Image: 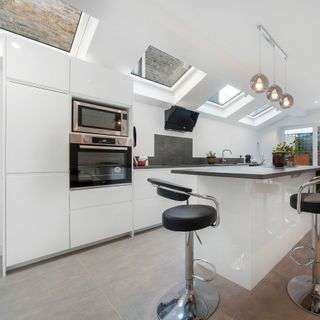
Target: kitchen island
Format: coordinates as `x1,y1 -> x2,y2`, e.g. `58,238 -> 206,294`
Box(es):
171,165 -> 320,290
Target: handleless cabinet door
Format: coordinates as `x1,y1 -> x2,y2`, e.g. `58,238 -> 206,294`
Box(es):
6,82 -> 69,173
70,58 -> 133,106
6,37 -> 69,91
6,173 -> 69,267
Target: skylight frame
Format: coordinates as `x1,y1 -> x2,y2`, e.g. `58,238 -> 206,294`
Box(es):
131,45 -> 192,88
0,0 -> 83,53
247,104 -> 274,119
208,84 -> 243,107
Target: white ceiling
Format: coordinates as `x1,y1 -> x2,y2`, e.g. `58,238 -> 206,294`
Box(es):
65,0 -> 320,128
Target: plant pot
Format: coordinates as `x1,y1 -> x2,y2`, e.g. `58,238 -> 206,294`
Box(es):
273,152 -> 286,168
294,154 -> 311,165
207,157 -> 216,164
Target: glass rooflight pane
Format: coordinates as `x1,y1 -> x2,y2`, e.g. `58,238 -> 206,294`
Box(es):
0,0 -> 81,52
131,45 -> 191,87
209,85 -> 242,105
248,104 -> 273,118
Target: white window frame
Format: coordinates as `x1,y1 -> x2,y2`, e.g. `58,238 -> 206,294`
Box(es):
279,124 -> 318,166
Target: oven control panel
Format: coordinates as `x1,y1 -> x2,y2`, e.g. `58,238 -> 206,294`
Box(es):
92,137 -> 116,145
70,133 -> 131,147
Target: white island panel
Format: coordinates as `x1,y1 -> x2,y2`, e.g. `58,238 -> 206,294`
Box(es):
194,173 -> 313,290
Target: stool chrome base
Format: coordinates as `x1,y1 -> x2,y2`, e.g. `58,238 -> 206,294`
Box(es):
157,279 -> 219,320
287,275 -> 320,316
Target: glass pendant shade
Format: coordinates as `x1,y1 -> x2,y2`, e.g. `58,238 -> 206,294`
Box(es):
279,93 -> 294,108
266,84 -> 283,102
250,73 -> 269,93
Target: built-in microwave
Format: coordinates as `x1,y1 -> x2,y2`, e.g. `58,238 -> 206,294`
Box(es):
70,133 -> 132,189
72,100 -> 129,137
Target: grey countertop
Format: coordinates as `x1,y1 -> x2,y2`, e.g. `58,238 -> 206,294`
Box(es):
171,165 -> 320,179
133,163 -> 250,170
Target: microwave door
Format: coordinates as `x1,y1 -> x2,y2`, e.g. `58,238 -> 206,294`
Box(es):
73,101 -> 126,136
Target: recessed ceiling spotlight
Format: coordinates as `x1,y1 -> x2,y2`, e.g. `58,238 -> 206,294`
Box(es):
315,100 -> 319,104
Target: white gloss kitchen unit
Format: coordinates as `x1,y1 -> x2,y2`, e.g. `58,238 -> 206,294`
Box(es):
172,166 -> 320,290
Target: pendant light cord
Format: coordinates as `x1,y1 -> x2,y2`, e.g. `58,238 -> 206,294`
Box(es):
284,57 -> 287,93
273,45 -> 276,84
258,27 -> 261,73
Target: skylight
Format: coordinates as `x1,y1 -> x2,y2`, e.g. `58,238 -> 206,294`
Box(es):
248,104 -> 273,118
132,45 -> 192,87
208,85 -> 242,106
0,0 -> 82,52
239,107 -> 282,127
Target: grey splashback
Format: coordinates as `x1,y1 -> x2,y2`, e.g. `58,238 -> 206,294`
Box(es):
147,134 -> 243,166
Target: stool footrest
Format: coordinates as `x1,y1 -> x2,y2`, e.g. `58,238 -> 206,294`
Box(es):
290,245 -> 314,267
193,258 -> 216,282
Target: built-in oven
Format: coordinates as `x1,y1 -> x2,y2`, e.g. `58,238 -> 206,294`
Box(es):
72,100 -> 129,137
70,133 -> 132,189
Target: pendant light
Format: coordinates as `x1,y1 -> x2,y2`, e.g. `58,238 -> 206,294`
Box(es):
266,45 -> 283,102
279,58 -> 294,108
250,26 -> 269,93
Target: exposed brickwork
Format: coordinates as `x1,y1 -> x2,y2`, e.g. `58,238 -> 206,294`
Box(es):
145,46 -> 191,87
0,0 -> 81,51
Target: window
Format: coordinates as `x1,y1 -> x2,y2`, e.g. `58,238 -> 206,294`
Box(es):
131,45 -> 191,87
248,104 -> 273,118
318,127 -> 320,166
0,0 -> 82,52
208,85 -> 242,106
284,127 -> 313,165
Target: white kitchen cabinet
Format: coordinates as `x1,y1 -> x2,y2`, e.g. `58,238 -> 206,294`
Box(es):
134,197 -> 176,230
6,82 -> 69,173
70,185 -> 132,210
6,173 -> 69,267
133,169 -> 172,200
6,37 -> 69,91
70,58 -> 133,106
133,168 -> 199,231
70,202 -> 132,248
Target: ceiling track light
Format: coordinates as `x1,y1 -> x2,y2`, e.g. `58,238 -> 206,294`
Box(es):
250,25 -> 294,108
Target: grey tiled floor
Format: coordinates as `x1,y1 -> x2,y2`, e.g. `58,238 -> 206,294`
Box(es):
0,228 -> 316,320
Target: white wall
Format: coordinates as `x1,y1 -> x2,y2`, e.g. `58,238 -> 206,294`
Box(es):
258,110 -> 320,166
0,47 -> 3,256
133,101 -> 259,160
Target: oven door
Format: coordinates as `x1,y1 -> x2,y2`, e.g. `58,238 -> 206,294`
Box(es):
70,144 -> 132,189
73,101 -> 127,136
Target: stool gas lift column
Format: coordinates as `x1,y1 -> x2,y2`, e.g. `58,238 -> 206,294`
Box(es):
288,176 -> 320,315
148,178 -> 220,320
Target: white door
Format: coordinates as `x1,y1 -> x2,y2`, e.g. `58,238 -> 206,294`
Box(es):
6,173 -> 69,266
6,37 -> 70,91
6,82 -> 69,173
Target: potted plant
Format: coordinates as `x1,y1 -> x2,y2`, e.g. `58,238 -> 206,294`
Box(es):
272,142 -> 288,168
272,142 -> 296,168
206,151 -> 216,164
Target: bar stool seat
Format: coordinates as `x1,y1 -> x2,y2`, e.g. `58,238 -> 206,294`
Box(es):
290,193 -> 320,213
163,205 -> 216,232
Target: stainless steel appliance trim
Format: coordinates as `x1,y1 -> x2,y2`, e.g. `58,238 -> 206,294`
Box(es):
73,100 -> 127,114
79,145 -> 128,151
69,133 -> 131,147
70,183 -> 132,191
72,100 -> 128,136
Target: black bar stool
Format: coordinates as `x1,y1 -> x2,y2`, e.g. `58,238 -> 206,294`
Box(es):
288,176 -> 320,315
148,178 -> 220,320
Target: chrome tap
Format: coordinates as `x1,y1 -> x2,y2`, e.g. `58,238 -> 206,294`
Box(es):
222,149 -> 232,164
